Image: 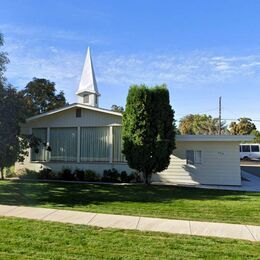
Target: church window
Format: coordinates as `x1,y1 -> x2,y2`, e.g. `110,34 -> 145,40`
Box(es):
76,108 -> 81,118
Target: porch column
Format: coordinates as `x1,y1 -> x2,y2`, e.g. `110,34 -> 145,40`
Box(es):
77,126 -> 80,163
47,127 -> 50,161
109,126 -> 113,164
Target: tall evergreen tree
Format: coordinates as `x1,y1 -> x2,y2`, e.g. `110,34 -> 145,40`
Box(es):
122,84 -> 175,184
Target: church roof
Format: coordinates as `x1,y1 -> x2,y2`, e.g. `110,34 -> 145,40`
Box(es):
26,103 -> 122,122
76,47 -> 100,97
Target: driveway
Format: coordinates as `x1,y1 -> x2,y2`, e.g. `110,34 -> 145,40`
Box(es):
241,160 -> 260,178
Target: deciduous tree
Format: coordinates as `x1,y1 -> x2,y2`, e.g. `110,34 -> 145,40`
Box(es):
111,104 -> 124,113
21,78 -> 68,117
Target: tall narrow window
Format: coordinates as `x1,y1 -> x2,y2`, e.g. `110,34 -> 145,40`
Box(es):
113,126 -> 126,162
50,128 -> 77,161
80,127 -> 110,162
31,128 -> 48,161
194,150 -> 202,164
186,150 -> 194,165
76,108 -> 81,118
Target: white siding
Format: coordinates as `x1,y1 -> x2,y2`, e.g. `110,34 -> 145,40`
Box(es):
21,107 -> 122,133
153,141 -> 241,186
16,107 -> 128,175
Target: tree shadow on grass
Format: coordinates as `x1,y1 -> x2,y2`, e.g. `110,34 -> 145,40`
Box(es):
0,180 -> 258,209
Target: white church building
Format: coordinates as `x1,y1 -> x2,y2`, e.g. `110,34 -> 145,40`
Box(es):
16,48 -> 253,186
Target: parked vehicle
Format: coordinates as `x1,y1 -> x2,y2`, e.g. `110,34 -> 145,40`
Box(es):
240,144 -> 260,160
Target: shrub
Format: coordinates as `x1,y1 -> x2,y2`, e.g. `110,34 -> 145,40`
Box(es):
60,168 -> 74,181
120,171 -> 128,182
102,168 -> 120,182
19,169 -> 39,179
84,170 -> 99,182
3,166 -> 16,178
38,168 -> 53,179
74,169 -> 85,181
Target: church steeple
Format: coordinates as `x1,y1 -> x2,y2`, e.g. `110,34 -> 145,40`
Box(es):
76,47 -> 100,107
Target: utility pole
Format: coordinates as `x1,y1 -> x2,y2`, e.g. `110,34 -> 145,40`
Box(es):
219,96 -> 222,135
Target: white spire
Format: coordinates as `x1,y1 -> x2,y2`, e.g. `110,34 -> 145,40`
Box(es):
76,47 -> 100,107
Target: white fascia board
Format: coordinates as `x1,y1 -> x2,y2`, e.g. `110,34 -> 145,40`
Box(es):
176,135 -> 255,142
26,103 -> 122,122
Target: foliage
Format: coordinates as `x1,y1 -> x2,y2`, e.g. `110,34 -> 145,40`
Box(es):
3,166 -> 16,178
251,129 -> 260,143
38,168 -> 54,179
229,117 -> 256,135
111,104 -> 124,113
19,169 -> 39,179
21,77 -> 68,117
122,84 -> 175,184
59,168 -> 74,181
179,114 -> 228,135
74,169 -> 85,181
84,169 -> 100,182
0,34 -> 31,179
102,168 -> 121,182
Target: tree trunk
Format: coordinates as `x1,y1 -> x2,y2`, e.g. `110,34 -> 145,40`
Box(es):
0,167 -> 3,180
143,171 -> 151,185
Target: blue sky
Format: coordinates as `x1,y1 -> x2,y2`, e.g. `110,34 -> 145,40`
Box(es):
1,0 -> 260,128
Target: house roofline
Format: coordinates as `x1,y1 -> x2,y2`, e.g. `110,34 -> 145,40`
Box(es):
176,135 -> 255,142
26,103 -> 122,122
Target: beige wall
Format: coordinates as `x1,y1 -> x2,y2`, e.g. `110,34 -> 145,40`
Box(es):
21,107 -> 122,134
17,108 -> 241,185
16,107 -> 128,175
153,141 -> 241,186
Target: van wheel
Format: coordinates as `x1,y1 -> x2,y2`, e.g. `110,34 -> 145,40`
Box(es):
243,156 -> 250,161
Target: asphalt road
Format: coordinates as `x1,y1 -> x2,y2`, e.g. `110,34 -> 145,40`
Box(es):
241,160 -> 260,177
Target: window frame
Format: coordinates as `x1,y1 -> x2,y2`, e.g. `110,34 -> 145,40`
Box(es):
242,145 -> 250,153
251,145 -> 260,152
31,128 -> 48,162
186,149 -> 202,165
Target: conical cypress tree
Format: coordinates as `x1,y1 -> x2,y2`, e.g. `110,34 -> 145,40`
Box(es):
122,84 -> 175,184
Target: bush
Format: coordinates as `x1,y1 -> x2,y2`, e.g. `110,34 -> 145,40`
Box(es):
120,171 -> 128,182
38,168 -> 53,179
59,168 -> 75,181
74,169 -> 85,181
84,170 -> 99,182
133,171 -> 142,183
102,168 -> 121,182
4,166 -> 16,178
19,169 -> 39,179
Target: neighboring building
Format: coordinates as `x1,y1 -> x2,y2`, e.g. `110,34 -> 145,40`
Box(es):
15,48 -> 254,186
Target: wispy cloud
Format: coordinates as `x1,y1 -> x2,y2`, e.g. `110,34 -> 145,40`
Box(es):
95,52 -> 260,88
2,25 -> 260,103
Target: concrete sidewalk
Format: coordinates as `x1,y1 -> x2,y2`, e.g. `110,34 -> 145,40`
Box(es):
0,204 -> 259,242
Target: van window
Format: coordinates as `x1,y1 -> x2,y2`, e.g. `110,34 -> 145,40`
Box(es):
251,145 -> 260,152
242,145 -> 250,152
240,146 -> 242,152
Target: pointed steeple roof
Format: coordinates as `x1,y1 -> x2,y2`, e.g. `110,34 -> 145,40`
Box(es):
76,47 -> 100,96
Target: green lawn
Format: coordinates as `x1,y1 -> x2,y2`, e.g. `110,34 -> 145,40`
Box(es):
0,180 -> 260,225
0,217 -> 259,259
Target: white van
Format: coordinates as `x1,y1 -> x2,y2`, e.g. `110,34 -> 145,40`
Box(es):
240,144 -> 260,160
